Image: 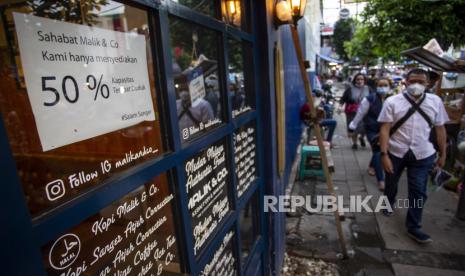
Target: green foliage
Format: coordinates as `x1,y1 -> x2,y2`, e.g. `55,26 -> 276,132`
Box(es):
332,18 -> 354,61
176,0 -> 216,16
28,0 -> 109,25
344,22 -> 378,65
227,37 -> 244,74
169,17 -> 219,71
360,0 -> 465,60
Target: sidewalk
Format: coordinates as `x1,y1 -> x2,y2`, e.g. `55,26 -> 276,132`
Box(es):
285,109 -> 465,275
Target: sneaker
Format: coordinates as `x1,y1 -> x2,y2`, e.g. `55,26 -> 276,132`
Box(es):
407,229 -> 433,244
359,137 -> 366,147
367,167 -> 376,176
352,144 -> 358,150
382,209 -> 393,217
378,181 -> 385,191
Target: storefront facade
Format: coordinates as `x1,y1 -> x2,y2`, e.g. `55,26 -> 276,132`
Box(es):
0,0 -> 307,275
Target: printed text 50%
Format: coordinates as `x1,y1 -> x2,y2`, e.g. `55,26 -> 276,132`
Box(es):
41,75 -> 110,106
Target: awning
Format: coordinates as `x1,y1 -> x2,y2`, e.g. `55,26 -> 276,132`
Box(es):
317,54 -> 343,64
401,47 -> 465,73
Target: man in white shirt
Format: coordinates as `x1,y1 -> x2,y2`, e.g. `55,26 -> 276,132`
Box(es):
378,68 -> 448,244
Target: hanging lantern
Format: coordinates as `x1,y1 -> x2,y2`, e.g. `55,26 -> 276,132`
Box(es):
276,1 -> 292,22
290,0 -> 307,19
223,0 -> 241,27
275,0 -> 307,26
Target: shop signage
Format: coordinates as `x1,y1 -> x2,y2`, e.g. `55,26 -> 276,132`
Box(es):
339,8 -> 350,19
200,230 -> 236,275
42,179 -> 180,275
185,141 -> 231,255
233,125 -> 257,197
13,13 -> 155,151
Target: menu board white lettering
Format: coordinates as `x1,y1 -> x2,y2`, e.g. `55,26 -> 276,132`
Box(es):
234,125 -> 257,197
13,13 -> 155,151
42,178 -> 181,275
200,231 -> 237,276
185,141 -> 231,255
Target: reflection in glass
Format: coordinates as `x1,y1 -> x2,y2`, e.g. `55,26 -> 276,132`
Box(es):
170,17 -> 223,144
174,0 -> 216,17
0,1 -> 163,216
239,192 -> 258,263
222,0 -> 242,28
228,37 -> 253,117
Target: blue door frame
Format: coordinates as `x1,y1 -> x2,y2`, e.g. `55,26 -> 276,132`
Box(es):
0,0 -> 278,275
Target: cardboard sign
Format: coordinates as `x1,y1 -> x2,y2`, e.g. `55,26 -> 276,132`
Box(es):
188,67 -> 206,107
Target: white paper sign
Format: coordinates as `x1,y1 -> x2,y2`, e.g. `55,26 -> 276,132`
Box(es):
188,67 -> 206,107
13,13 -> 156,151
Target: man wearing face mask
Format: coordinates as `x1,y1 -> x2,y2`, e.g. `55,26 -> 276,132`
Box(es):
378,68 -> 448,244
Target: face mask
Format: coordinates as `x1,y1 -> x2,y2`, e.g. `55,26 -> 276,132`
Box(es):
376,87 -> 389,94
407,83 -> 425,96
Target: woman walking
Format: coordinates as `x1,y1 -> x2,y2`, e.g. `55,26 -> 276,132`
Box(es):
339,73 -> 371,149
348,78 -> 391,191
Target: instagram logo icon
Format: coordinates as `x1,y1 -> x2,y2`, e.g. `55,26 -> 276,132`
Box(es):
182,128 -> 189,140
45,179 -> 66,201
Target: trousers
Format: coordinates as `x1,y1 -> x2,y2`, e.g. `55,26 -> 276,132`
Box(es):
384,150 -> 435,230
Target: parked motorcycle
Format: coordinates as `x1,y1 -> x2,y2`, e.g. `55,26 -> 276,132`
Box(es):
313,87 -> 335,119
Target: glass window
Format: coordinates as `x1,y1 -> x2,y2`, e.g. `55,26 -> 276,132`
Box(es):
0,1 -> 164,217
184,139 -> 232,256
239,191 -> 259,263
41,173 -> 182,275
199,230 -> 237,275
173,0 -> 217,17
228,37 -> 254,117
170,17 -> 223,144
233,122 -> 258,197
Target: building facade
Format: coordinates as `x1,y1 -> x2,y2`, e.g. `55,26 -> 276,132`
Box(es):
0,0 -> 308,275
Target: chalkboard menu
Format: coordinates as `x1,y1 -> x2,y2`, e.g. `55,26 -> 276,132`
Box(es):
185,140 -> 231,256
200,230 -> 237,276
42,174 -> 181,276
233,124 -> 258,198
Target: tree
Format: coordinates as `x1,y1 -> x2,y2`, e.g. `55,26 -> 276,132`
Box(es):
28,0 -> 109,25
332,18 -> 354,61
344,22 -> 379,65
360,0 -> 465,60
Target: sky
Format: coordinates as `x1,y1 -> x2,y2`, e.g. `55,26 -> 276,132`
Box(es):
321,0 -> 367,26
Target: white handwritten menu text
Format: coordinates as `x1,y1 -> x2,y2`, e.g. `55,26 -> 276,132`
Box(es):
42,174 -> 181,276
185,140 -> 231,256
200,231 -> 237,276
233,124 -> 258,198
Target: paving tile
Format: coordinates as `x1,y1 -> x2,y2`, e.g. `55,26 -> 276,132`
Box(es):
392,264 -> 465,276
286,111 -> 465,274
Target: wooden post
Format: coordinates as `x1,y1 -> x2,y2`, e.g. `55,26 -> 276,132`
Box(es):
290,24 -> 348,258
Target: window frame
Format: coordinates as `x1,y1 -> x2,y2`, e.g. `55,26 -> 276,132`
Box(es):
0,0 -> 267,275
